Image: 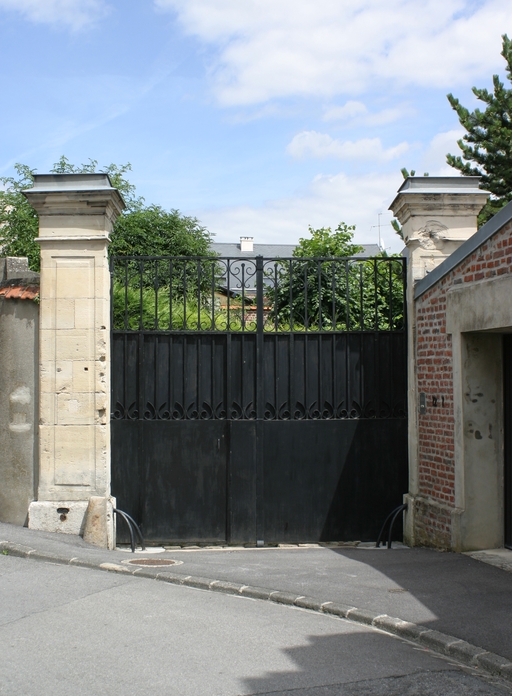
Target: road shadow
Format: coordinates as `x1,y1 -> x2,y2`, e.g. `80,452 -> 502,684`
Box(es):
240,630 -> 508,695
328,545 -> 512,659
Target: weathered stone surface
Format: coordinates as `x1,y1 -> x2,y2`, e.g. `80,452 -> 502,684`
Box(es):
419,629 -> 461,652
269,591 -> 300,606
240,585 -> 273,600
154,572 -> 186,584
346,607 -> 379,625
0,294 -> 38,526
210,580 -> 245,595
447,640 -> 488,665
393,621 -> 429,642
28,500 -> 89,535
83,496 -> 115,550
0,541 -> 35,557
476,651 -> 512,675
98,562 -> 133,574
321,602 -> 355,618
0,257 -> 39,282
372,615 -> 403,632
294,596 -> 323,611
181,575 -> 214,590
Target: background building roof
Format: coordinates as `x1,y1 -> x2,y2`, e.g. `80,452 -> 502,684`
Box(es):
210,241 -> 382,258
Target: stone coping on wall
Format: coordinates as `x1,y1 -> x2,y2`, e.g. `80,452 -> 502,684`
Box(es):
414,199 -> 512,300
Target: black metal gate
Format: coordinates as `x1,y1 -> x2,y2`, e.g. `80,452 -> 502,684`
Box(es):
111,254 -> 408,544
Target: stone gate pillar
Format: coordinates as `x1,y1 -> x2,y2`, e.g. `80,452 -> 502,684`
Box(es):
23,174 -> 124,548
389,177 -> 488,547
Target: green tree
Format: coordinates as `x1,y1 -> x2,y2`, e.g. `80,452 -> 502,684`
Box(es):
0,164 -> 40,269
447,34 -> 512,225
267,223 -> 404,331
290,222 -> 363,258
50,155 -> 146,212
0,157 -> 212,270
110,206 -> 211,258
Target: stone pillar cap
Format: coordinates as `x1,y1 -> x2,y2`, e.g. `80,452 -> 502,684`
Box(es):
22,173 -> 126,222
27,173 -> 118,192
389,176 -> 489,215
394,175 -> 483,196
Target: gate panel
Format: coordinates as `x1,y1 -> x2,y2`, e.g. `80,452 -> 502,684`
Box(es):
262,419 -> 408,543
229,421 -> 257,543
141,421 -> 228,543
111,255 -> 407,544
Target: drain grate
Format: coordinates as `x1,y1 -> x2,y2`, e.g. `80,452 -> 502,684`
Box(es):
127,558 -> 180,567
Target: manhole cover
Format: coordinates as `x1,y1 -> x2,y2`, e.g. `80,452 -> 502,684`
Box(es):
126,558 -> 182,567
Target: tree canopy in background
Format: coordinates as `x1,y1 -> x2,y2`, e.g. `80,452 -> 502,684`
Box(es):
447,34 -> 512,226
267,223 -> 404,331
0,156 -> 212,271
0,163 -> 40,270
110,207 -> 211,258
290,222 -> 363,259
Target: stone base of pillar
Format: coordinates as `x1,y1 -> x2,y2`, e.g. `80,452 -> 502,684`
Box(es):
28,497 -> 115,549
28,500 -> 89,536
83,496 -> 116,550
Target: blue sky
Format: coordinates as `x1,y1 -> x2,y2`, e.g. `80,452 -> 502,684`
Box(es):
1,0 -> 510,252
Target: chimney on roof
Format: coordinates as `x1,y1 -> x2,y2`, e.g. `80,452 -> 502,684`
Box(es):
240,236 -> 253,252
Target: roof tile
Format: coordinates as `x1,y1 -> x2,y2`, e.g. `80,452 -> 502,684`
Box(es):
0,285 -> 40,301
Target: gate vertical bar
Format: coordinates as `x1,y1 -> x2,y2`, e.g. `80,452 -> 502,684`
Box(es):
137,260 -> 146,532
256,256 -> 265,544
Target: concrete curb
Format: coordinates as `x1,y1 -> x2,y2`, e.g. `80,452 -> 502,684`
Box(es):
2,539 -> 512,683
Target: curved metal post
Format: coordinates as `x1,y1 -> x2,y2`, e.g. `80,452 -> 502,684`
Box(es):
376,503 -> 408,549
120,510 -> 146,550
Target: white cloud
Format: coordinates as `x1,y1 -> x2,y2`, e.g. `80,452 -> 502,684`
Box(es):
420,129 -> 465,175
365,107 -> 412,127
0,0 -> 108,29
287,131 -> 409,162
323,102 -> 413,127
323,101 -> 368,122
154,0 -> 510,105
196,171 -> 405,253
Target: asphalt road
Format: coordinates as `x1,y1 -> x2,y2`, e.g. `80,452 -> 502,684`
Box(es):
1,554 -> 510,696
155,545 -> 512,659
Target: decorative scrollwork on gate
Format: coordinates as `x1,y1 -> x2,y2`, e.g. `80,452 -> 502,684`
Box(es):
112,396 -> 407,421
392,401 -> 407,418
144,402 -> 157,420
111,401 -> 138,420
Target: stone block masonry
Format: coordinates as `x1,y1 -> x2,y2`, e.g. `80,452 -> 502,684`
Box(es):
23,174 -> 124,547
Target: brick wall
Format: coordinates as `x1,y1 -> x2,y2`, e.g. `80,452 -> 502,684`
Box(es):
414,219 -> 512,546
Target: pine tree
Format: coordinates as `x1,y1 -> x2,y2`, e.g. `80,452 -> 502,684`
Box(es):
447,34 -> 512,225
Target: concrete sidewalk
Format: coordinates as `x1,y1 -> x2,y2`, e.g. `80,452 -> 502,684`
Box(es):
1,521 -> 512,683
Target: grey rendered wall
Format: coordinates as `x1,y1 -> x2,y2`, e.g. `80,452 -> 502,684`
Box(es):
0,296 -> 39,525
